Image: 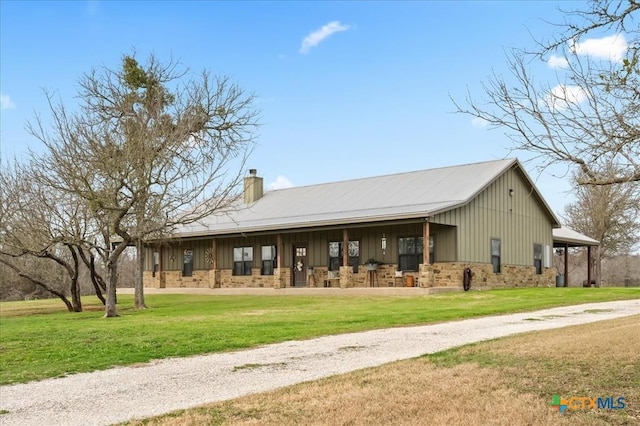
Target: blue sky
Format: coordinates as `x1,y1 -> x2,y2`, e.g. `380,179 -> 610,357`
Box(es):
1,1 -> 614,219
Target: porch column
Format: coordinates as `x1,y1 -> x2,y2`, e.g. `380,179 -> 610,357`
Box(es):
564,244 -> 569,287
423,220 -> 430,265
587,245 -> 592,287
341,228 -> 350,288
277,233 -> 283,288
342,228 -> 349,267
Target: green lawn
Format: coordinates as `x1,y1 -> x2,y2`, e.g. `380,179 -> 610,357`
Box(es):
0,287 -> 638,385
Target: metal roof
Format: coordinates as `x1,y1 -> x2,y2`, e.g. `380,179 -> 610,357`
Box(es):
177,158 -> 560,237
553,227 -> 599,246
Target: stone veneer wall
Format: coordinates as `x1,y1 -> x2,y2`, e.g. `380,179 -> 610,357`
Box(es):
219,268 -> 277,288
273,268 -> 289,288
144,268 -> 290,289
144,262 -> 556,290
420,262 -> 556,289
302,267 -> 339,287
143,271 -> 160,288
156,270 -> 214,288
304,265 -> 418,288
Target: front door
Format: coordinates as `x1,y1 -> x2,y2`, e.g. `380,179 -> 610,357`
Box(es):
293,245 -> 308,287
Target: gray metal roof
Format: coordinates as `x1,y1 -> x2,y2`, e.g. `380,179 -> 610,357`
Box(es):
178,158 -> 560,237
553,227 -> 599,246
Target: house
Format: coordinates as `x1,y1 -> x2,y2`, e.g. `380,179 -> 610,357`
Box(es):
143,158 -> 574,290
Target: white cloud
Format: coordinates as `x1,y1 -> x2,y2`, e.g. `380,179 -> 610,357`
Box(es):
471,117 -> 489,128
300,21 -> 350,54
545,84 -> 587,110
268,176 -> 294,190
547,55 -> 569,69
1,94 -> 16,110
570,34 -> 628,62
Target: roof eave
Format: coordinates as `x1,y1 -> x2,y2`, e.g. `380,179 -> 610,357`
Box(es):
553,237 -> 599,246
173,211 -> 436,239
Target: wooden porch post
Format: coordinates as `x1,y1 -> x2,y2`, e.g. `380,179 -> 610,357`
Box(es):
587,245 -> 592,287
276,233 -> 283,288
277,233 -> 283,270
564,244 -> 569,287
342,228 -> 349,267
423,220 -> 430,265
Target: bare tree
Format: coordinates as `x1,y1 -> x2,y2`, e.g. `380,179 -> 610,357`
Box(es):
27,53 -> 259,317
564,171 -> 640,285
0,160 -> 98,311
455,0 -> 639,185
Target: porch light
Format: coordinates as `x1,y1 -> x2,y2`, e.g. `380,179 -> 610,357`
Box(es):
381,233 -> 387,255
509,189 -> 514,196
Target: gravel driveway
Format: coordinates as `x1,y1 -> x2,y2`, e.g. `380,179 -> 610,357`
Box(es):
1,299 -> 639,426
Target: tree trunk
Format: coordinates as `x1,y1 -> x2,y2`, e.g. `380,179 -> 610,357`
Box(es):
104,260 -> 119,317
0,258 -> 74,312
134,239 -> 147,309
69,247 -> 82,312
78,248 -> 106,305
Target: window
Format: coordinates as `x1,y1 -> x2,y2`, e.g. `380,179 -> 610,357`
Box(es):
534,244 -> 542,275
182,249 -> 193,277
261,245 -> 277,275
429,235 -> 435,265
491,239 -> 501,273
329,241 -> 360,273
233,246 -> 253,276
398,236 -> 423,271
152,251 -> 159,277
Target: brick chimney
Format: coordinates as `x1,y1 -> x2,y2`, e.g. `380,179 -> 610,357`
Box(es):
244,168 -> 264,204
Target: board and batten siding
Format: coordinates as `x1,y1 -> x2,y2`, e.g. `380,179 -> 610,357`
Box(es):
146,220 -> 458,272
158,240 -> 212,271
214,223 -> 426,270
431,166 -> 555,266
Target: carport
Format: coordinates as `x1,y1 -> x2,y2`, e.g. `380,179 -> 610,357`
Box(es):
553,227 -> 600,287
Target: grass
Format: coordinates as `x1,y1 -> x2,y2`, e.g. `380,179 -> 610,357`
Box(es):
0,287 -> 638,385
124,315 -> 640,426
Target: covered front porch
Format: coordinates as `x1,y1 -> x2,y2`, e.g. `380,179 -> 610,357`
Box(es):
552,227 -> 600,287
144,220 -> 457,289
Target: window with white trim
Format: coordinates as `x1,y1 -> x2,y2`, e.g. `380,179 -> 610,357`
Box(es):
233,246 -> 253,276
261,245 -> 277,275
534,244 -> 542,275
183,249 -> 193,277
491,239 -> 501,273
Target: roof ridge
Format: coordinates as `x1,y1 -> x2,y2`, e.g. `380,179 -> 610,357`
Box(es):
266,157 -> 516,193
